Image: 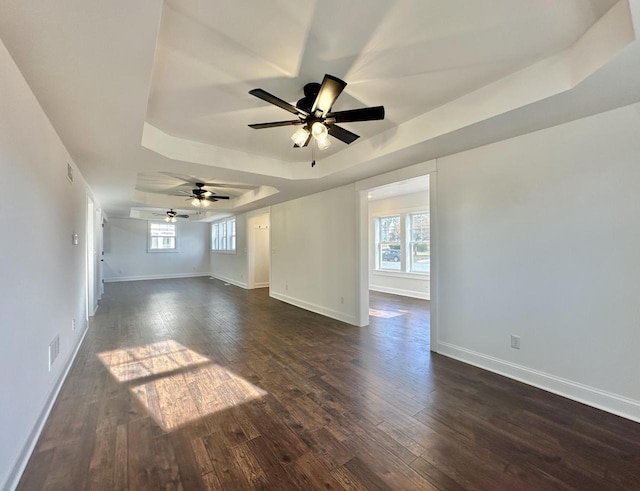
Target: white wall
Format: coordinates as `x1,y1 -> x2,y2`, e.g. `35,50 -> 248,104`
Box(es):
436,102 -> 640,422
270,184 -> 358,325
369,191 -> 430,299
0,38 -> 95,489
210,214 -> 248,288
103,218 -> 210,281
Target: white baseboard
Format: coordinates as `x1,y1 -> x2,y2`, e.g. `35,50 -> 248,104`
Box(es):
270,291 -> 357,326
104,272 -> 210,283
253,282 -> 269,289
370,285 -> 430,300
209,273 -> 248,290
437,341 -> 640,423
4,323 -> 89,491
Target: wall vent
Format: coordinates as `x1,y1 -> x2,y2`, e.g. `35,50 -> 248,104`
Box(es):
49,335 -> 60,371
66,162 -> 73,183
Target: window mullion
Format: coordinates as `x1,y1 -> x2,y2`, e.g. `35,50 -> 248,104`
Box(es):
401,213 -> 408,272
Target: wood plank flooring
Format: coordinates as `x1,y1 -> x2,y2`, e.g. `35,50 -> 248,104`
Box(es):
17,278 -> 640,490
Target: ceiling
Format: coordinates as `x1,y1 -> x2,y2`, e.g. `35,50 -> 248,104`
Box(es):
1,0 -> 639,220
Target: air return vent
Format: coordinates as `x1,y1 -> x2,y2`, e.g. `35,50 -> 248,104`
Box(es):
49,335 -> 60,371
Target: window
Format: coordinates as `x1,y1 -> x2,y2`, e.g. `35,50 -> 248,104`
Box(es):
377,215 -> 402,271
148,222 -> 178,252
375,211 -> 430,274
212,217 -> 236,252
409,212 -> 430,273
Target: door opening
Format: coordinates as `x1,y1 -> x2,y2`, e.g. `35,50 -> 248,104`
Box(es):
86,196 -> 95,319
356,163 -> 437,351
247,212 -> 270,289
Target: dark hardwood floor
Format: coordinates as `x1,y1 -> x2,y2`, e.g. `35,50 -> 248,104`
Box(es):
17,278 -> 640,490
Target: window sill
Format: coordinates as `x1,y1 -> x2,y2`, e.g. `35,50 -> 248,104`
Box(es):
212,250 -> 237,254
147,248 -> 179,253
373,270 -> 430,280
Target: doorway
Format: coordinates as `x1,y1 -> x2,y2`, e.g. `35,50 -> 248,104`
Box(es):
86,196 -> 95,319
355,162 -> 437,350
86,195 -> 103,318
247,212 -> 270,289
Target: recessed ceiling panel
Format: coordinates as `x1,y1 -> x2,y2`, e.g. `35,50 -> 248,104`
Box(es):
146,0 -> 617,164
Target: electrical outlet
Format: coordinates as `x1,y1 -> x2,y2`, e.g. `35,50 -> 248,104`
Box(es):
340,296 -> 344,304
72,318 -> 76,331
510,335 -> 521,350
285,284 -> 288,290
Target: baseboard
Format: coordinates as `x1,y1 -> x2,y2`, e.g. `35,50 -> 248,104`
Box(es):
370,285 -> 430,300
4,323 -> 89,491
253,282 -> 269,289
270,291 -> 357,326
437,341 -> 640,423
104,272 -> 210,283
209,274 -> 248,290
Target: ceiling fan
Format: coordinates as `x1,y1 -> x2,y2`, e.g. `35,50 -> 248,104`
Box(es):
172,182 -> 230,208
153,209 -> 189,223
248,74 -> 385,150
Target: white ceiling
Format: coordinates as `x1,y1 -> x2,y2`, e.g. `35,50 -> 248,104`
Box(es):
1,0 -> 639,219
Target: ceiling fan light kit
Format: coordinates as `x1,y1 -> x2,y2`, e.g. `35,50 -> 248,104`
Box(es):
290,122 -> 331,149
311,121 -> 328,139
174,182 -> 230,208
191,197 -> 211,208
291,127 -> 309,146
315,133 -> 331,150
249,73 -> 384,154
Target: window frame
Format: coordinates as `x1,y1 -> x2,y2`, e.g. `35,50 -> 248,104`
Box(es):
373,209 -> 430,276
376,214 -> 402,272
211,217 -> 237,253
408,211 -> 430,274
147,221 -> 179,253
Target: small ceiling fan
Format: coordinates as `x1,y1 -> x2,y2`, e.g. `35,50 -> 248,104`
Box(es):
172,183 -> 230,208
248,74 -> 384,150
153,209 -> 189,223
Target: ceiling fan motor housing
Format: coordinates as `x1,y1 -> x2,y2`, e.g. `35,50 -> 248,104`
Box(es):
248,74 -> 384,148
297,82 -> 321,113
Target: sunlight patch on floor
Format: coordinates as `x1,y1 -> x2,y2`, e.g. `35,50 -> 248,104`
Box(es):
98,340 -> 267,431
97,340 -> 209,382
130,363 -> 267,431
369,308 -> 409,318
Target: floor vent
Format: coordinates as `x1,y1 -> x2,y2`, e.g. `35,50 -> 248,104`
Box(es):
49,335 -> 60,371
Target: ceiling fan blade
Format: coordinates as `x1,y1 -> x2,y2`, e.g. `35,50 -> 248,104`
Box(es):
328,124 -> 360,144
177,215 -> 189,219
202,182 -> 254,189
311,74 -> 347,116
293,132 -> 312,148
249,89 -> 308,117
326,106 -> 385,123
161,172 -> 197,183
171,190 -> 193,196
248,120 -> 303,129
206,195 -> 230,201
